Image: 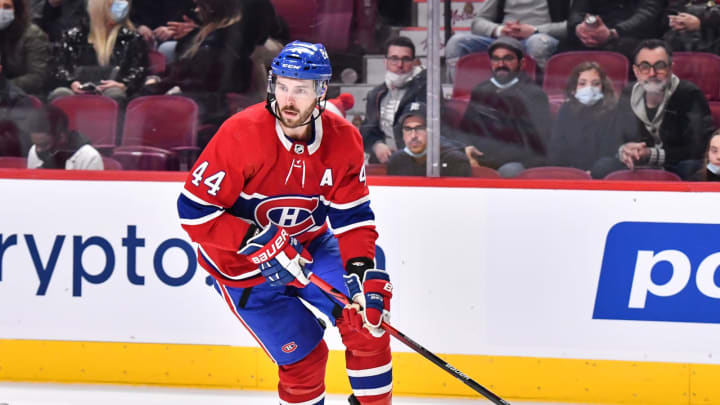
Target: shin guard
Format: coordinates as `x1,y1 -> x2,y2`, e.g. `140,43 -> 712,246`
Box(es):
278,340 -> 328,405
337,312 -> 393,404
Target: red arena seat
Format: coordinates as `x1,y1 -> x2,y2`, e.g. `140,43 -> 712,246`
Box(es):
543,51 -> 629,103
366,163 -> 387,176
515,166 -> 592,180
672,52 -> 720,101
121,96 -> 199,169
112,145 -> 179,171
101,156 -> 123,170
51,95 -> 119,153
0,156 -> 27,168
453,53 -> 537,100
603,169 -> 682,181
471,166 -> 501,178
147,50 -> 167,75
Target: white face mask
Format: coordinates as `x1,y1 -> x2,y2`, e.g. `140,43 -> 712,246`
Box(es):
708,162 -> 720,175
574,86 -> 604,106
0,9 -> 15,30
385,70 -> 413,89
110,0 -> 129,23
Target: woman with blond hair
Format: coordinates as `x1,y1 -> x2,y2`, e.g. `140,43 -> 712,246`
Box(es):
143,0 -> 277,142
48,0 -> 148,103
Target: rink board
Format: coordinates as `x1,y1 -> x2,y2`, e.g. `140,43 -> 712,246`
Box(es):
0,170 -> 720,404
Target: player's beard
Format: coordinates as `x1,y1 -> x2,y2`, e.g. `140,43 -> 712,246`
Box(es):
279,100 -> 317,128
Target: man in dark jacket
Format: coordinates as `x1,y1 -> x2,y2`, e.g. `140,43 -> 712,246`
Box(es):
566,0 -> 664,58
0,65 -> 34,156
596,39 -> 715,180
360,36 -> 426,163
454,36 -> 550,176
387,102 -> 471,177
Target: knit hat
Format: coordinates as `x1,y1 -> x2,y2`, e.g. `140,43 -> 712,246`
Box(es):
325,93 -> 355,117
488,36 -> 524,60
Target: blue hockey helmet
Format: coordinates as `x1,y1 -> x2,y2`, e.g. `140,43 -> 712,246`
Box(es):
270,41 -> 332,81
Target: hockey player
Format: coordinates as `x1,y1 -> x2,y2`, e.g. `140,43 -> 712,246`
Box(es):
177,41 -> 394,405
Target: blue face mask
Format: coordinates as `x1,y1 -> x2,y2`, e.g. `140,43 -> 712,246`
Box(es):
708,162 -> 720,175
110,0 -> 129,23
574,86 -> 604,106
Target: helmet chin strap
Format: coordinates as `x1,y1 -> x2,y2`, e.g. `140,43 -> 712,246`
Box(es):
265,95 -> 328,129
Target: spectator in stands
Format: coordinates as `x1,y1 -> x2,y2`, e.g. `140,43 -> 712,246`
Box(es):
388,101 -> 471,177
25,104 -> 103,170
445,0 -> 571,80
662,0 -> 720,53
548,61 -> 619,175
129,0 -> 195,58
693,130 -> 720,181
48,0 -> 149,104
143,0 -> 260,134
361,36 -> 426,164
566,0 -> 664,59
0,0 -> 50,95
453,37 -> 550,177
31,0 -> 86,44
0,64 -> 34,156
596,40 -> 714,180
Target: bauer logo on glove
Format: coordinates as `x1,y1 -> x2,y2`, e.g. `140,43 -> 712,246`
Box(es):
239,224 -> 313,288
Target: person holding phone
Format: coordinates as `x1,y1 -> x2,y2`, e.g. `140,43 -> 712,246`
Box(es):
48,0 -> 148,104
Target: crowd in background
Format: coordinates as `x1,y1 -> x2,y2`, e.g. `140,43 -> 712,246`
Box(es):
0,0 -> 719,181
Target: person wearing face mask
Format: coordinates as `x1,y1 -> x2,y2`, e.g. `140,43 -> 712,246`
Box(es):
25,104 -> 103,170
387,101 -> 471,177
453,36 -> 551,177
693,130 -> 720,181
548,61 -> 619,175
48,0 -> 148,104
596,39 -> 715,180
360,36 -> 427,164
0,0 -> 50,95
141,0 -> 265,146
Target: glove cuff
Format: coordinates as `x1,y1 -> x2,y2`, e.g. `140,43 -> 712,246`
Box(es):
345,256 -> 374,279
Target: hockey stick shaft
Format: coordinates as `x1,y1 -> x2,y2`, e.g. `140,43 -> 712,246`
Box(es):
307,273 -> 512,405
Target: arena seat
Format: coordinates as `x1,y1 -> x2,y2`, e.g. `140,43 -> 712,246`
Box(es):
148,50 -> 167,75
709,101 -> 720,128
453,53 -> 537,100
441,98 -> 470,129
471,165 -> 501,178
101,156 -> 123,170
121,95 -> 199,169
27,95 -> 43,109
672,52 -> 720,101
603,169 -> 682,181
112,145 -> 179,171
366,163 -> 387,175
543,51 -> 628,103
51,95 -> 119,153
0,156 -> 27,168
515,166 -> 592,180
271,0 -> 353,52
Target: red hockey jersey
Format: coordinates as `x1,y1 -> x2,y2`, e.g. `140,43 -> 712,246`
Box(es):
178,103 -> 378,287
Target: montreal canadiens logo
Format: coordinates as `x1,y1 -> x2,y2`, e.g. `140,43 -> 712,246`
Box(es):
254,196 -> 319,236
282,341 -> 298,353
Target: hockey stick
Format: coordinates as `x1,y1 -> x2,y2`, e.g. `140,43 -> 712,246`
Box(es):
307,273 -> 512,405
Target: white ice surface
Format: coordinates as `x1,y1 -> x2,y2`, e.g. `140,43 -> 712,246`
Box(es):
0,382 -> 611,405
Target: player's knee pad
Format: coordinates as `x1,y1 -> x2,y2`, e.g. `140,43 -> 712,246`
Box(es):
278,340 -> 328,405
337,314 -> 392,404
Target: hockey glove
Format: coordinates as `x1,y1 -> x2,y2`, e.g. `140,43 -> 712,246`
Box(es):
238,224 -> 313,288
343,258 -> 393,337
